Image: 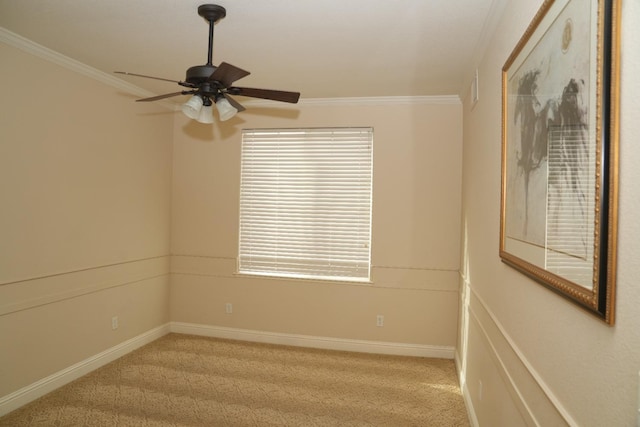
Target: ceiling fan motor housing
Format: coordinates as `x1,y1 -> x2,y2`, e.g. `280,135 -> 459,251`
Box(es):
186,64 -> 218,85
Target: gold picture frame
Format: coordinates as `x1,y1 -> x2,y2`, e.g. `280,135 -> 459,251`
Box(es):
500,0 -> 620,324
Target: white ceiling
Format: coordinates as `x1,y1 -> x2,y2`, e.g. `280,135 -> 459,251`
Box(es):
0,0 -> 500,103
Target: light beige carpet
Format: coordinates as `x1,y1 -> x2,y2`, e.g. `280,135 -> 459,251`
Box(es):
0,334 -> 469,426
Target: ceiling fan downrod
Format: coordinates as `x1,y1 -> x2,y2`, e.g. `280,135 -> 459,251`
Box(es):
198,4 -> 226,66
183,5 -> 226,88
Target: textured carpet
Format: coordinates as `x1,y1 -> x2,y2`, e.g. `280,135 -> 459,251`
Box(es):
0,334 -> 469,426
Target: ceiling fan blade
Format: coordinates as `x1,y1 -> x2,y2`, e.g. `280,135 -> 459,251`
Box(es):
209,62 -> 250,87
135,91 -> 191,102
222,94 -> 246,112
227,87 -> 300,104
115,71 -> 184,84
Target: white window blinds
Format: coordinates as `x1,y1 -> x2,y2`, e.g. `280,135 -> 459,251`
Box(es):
239,127 -> 373,282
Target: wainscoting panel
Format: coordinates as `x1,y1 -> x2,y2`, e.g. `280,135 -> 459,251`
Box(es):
0,256 -> 170,316
170,255 -> 460,351
457,279 -> 575,426
0,257 -> 171,406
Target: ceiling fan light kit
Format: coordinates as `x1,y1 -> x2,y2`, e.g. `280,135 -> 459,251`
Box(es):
197,105 -> 215,124
114,4 -> 300,124
214,96 -> 238,121
181,95 -> 204,120
181,93 -> 237,123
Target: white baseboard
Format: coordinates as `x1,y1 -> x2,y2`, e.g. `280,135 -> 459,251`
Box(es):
455,352 -> 479,427
460,379 -> 480,427
170,322 -> 455,359
0,323 -> 171,417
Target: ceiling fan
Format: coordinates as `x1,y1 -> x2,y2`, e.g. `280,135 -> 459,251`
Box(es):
115,4 -> 300,123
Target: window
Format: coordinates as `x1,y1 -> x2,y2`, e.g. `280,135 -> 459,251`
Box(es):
238,127 -> 373,282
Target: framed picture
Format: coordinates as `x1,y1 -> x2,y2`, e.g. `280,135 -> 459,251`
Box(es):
500,0 -> 621,324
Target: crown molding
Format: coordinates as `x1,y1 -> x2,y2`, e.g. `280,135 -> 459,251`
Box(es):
244,95 -> 461,108
298,95 -> 461,106
172,95 -> 461,112
2,26 -> 460,110
0,26 -> 173,110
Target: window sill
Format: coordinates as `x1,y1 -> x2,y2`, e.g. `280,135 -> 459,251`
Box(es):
234,271 -> 373,286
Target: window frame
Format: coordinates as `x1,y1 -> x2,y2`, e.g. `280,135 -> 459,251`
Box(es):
237,127 -> 374,283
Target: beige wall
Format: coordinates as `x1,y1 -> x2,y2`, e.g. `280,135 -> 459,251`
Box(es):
457,0 -> 640,425
171,100 -> 463,348
9,2 -> 638,422
0,42 -> 173,397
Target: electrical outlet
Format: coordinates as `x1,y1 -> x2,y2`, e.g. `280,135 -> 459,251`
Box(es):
376,315 -> 384,327
225,303 -> 233,314
111,316 -> 118,330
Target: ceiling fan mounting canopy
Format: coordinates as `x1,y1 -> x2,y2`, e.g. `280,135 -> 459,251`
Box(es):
197,4 -> 226,23
114,3 -> 300,122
